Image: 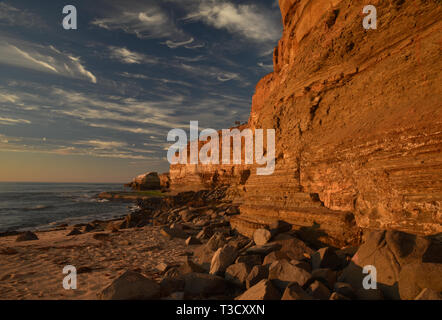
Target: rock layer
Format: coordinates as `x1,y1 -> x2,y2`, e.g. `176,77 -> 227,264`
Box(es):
169,0 -> 442,242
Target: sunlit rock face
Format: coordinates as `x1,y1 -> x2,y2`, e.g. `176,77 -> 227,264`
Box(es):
169,0 -> 442,244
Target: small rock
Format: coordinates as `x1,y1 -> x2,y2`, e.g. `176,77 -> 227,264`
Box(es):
253,229 -> 272,246
16,231 -> 38,242
306,280 -> 331,300
311,247 -> 341,270
98,271 -> 160,300
246,265 -> 269,289
281,282 -> 312,300
67,228 -> 82,236
329,292 -> 351,300
210,245 -> 238,275
236,280 -> 281,300
185,236 -> 201,246
196,228 -> 213,240
156,263 -> 171,273
160,227 -> 187,239
179,209 -> 197,223
225,263 -> 252,288
82,223 -> 96,233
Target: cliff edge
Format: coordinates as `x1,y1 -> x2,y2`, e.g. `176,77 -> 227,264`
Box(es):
169,0 -> 442,245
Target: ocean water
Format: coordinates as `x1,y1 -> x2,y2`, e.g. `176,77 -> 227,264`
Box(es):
0,183 -> 133,233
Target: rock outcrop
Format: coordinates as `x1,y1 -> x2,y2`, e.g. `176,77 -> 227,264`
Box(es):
167,0 -> 442,244
125,172 -> 161,191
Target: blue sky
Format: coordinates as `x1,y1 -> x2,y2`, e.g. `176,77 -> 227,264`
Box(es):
0,0 -> 282,182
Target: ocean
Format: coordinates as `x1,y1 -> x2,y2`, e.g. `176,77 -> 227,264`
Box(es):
0,182 -> 133,233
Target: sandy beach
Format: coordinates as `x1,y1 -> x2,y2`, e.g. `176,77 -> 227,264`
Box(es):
0,225 -> 192,300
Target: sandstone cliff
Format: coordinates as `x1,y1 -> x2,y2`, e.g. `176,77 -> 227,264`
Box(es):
169,0 -> 442,245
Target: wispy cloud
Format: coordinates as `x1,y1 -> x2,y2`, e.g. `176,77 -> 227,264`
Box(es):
163,37 -> 197,49
0,38 -> 97,83
184,1 -> 281,43
91,4 -> 184,40
0,117 -> 31,125
108,46 -> 158,64
0,3 -> 46,28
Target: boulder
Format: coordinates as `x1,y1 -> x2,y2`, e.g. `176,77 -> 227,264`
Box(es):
253,229 -> 272,246
306,280 -> 331,300
98,271 -> 160,300
290,259 -> 312,273
268,260 -> 311,291
414,288 -> 442,300
246,265 -> 269,289
210,245 -> 238,275
16,231 -> 38,242
281,282 -> 312,300
339,230 -> 442,300
334,282 -> 355,299
183,273 -> 227,295
263,251 -> 290,266
398,263 -> 442,300
160,277 -> 185,297
274,237 -> 314,261
236,254 -> 262,268
225,263 -> 252,287
311,247 -> 341,270
245,243 -> 282,256
178,260 -> 206,275
236,280 -> 281,300
310,268 -> 337,289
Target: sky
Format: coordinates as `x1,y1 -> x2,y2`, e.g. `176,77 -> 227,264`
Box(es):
0,0 -> 282,183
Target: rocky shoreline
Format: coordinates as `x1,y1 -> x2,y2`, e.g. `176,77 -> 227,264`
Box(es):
1,186 -> 440,300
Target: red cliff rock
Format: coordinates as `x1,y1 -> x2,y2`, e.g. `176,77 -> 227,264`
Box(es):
169,0 -> 442,245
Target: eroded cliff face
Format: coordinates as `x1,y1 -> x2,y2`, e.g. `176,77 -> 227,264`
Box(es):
170,0 -> 442,245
